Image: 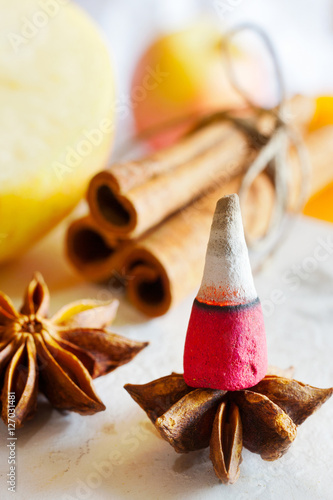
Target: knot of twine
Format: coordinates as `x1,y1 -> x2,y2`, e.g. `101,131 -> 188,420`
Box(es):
119,24 -> 311,268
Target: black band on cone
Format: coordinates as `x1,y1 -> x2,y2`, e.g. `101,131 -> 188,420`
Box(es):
194,296 -> 260,312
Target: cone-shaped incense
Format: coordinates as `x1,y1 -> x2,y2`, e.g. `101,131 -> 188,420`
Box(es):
183,194 -> 267,391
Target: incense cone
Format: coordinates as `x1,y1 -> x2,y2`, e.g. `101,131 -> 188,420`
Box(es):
183,194 -> 267,390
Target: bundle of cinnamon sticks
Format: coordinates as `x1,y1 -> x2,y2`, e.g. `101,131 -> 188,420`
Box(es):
66,95 -> 333,316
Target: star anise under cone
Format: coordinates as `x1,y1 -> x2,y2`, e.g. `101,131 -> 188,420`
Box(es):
0,273 -> 148,427
125,369 -> 332,484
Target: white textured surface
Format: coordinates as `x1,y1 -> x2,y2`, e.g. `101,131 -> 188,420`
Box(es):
197,194 -> 257,305
0,214 -> 332,500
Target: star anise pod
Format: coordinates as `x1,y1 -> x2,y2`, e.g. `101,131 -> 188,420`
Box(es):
0,273 -> 147,427
125,370 -> 332,484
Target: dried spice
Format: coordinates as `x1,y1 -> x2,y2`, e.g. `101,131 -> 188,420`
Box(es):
210,401 -> 242,484
0,273 -> 147,427
125,370 -> 332,484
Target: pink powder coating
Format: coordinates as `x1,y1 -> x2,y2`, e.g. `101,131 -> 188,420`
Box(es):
183,298 -> 267,391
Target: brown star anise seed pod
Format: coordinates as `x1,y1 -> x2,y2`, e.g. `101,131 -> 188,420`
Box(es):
125,371 -> 332,484
0,273 -> 148,427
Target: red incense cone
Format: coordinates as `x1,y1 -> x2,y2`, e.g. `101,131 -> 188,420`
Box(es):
183,194 -> 267,391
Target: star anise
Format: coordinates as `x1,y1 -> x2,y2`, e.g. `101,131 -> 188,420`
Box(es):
125,370 -> 332,484
0,273 -> 147,427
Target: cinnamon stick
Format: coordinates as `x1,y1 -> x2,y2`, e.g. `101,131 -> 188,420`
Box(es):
87,96 -> 316,239
94,121 -> 233,193
87,123 -> 250,238
66,216 -> 127,281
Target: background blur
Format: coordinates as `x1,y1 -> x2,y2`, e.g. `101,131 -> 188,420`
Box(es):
76,0 -> 333,149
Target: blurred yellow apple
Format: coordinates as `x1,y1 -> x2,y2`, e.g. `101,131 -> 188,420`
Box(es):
0,0 -> 114,263
131,20 -> 267,148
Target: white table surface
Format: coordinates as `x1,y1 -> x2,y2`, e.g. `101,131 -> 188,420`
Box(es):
0,213 -> 332,500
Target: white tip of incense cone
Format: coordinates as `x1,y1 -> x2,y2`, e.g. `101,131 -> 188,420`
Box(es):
197,194 -> 257,306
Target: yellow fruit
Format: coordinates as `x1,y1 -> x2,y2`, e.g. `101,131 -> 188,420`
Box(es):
0,0 -> 114,263
131,20 -> 268,148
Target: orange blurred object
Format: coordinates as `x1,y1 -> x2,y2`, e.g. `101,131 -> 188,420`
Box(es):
304,182 -> 333,223
308,96 -> 333,131
304,96 -> 333,223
